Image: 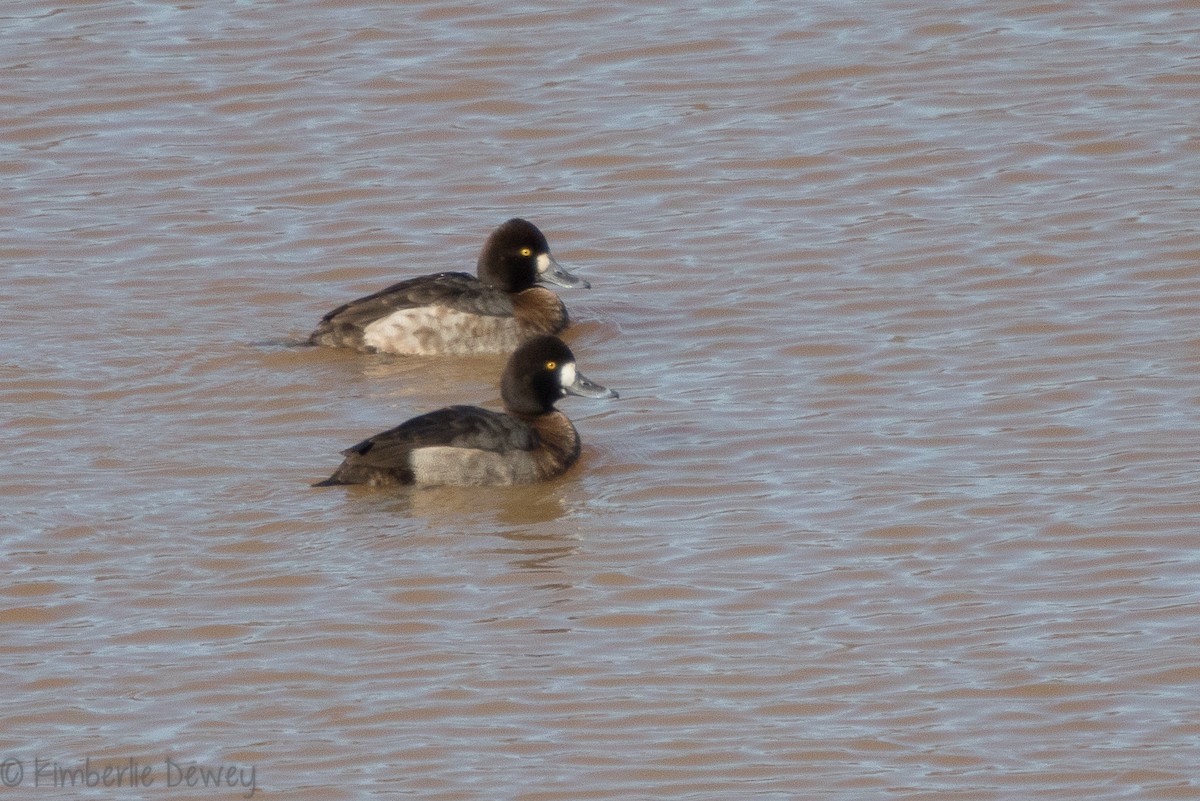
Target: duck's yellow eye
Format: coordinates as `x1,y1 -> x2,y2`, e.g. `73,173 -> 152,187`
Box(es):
520,247 -> 533,257
545,360 -> 557,370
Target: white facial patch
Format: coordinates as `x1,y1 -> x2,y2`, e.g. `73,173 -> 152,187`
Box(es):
535,253 -> 551,274
559,361 -> 576,388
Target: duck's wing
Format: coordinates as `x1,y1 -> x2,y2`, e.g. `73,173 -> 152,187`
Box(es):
309,273 -> 517,351
347,406 -> 535,457
317,272 -> 512,328
314,406 -> 537,486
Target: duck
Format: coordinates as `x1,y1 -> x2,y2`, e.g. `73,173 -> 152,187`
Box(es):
308,218 -> 589,355
314,335 -> 617,487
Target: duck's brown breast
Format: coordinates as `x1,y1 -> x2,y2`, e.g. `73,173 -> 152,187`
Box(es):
513,287 -> 569,338
529,411 -> 581,480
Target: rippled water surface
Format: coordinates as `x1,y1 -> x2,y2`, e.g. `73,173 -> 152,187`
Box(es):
4,1 -> 1199,798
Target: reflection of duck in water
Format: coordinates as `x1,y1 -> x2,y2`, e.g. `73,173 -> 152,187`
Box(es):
315,335 -> 617,487
309,219 -> 589,355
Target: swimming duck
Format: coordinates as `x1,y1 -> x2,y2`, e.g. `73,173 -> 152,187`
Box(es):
314,335 -> 617,487
308,218 -> 588,355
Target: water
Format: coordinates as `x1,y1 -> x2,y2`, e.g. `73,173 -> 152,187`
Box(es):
3,1 -> 1199,798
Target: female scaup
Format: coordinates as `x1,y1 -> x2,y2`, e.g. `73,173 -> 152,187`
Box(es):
308,218 -> 588,355
314,335 -> 617,487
